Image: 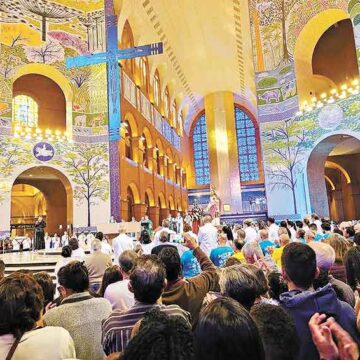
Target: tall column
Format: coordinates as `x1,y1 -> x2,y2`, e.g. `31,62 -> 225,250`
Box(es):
133,203 -> 147,220
204,92 -> 242,214
148,206 -> 160,228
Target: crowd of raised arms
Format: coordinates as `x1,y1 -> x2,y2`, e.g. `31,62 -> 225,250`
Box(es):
2,213 -> 360,360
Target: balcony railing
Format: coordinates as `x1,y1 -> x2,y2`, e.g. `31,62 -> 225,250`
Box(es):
122,72 -> 181,151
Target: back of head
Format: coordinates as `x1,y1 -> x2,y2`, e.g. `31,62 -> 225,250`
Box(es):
122,309 -> 193,360
251,303 -> 299,360
119,250 -> 138,274
69,237 -> 79,250
267,271 -> 288,301
158,247 -> 181,281
259,229 -> 268,240
183,223 -> 192,233
242,241 -> 263,262
222,226 -> 233,241
281,243 -> 316,289
91,239 -> 102,253
279,233 -> 290,247
242,263 -> 268,296
162,219 -> 170,228
58,261 -> 89,293
308,241 -> 335,271
0,272 -> 44,338
325,233 -> 351,263
345,226 -> 355,238
98,265 -> 123,297
234,238 -> 245,252
244,219 -> 252,227
236,229 -> 246,241
344,246 -> 360,290
268,217 -> 275,224
95,232 -> 104,241
33,271 -> 55,307
321,222 -> 331,232
159,231 -> 169,243
202,215 -> 212,224
130,255 -> 166,304
195,297 -> 265,360
139,230 -> 151,244
219,265 -> 260,309
61,245 -> 72,258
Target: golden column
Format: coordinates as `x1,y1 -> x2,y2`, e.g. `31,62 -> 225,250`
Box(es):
205,91 -> 242,214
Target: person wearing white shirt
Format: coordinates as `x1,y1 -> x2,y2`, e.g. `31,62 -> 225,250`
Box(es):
0,272 -> 76,360
44,233 -> 52,250
112,224 -> 134,265
61,231 -> 69,247
94,232 -> 112,256
104,250 -> 137,311
175,212 -> 184,234
198,215 -> 218,256
153,219 -> 176,245
52,233 -> 61,249
69,238 -> 86,262
267,218 -> 279,243
244,220 -> 258,243
22,234 -> 31,251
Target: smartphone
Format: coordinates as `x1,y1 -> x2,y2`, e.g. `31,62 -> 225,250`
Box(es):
169,234 -> 185,244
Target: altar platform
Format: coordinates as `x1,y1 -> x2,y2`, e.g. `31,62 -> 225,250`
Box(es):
0,249 -> 90,279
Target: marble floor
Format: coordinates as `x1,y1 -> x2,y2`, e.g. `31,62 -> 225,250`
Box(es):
0,251 -> 62,266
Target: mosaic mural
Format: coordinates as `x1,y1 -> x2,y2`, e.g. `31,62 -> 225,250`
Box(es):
0,0 -> 110,230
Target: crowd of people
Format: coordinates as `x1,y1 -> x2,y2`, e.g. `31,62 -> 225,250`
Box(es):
1,213 -> 360,359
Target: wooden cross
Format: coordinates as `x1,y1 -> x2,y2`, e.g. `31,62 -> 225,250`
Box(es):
66,0 -> 163,221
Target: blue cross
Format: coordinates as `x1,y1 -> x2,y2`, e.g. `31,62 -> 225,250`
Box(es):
66,0 -> 163,221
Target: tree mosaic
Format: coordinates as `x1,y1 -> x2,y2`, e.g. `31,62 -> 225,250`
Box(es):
54,143 -> 109,226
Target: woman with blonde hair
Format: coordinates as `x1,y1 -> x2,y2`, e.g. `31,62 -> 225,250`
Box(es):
325,233 -> 352,283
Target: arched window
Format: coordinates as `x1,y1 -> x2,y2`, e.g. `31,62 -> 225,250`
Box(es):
153,70 -> 160,107
171,100 -> 177,127
139,57 -> 148,91
192,113 -> 210,185
121,20 -> 135,73
126,187 -> 135,221
164,87 -> 170,118
155,147 -> 161,175
124,121 -> 133,160
13,95 -> 38,127
235,106 -> 260,182
178,110 -> 184,135
141,135 -> 148,168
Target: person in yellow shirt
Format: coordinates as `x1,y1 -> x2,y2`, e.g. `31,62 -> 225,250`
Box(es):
232,229 -> 246,262
269,234 -> 290,268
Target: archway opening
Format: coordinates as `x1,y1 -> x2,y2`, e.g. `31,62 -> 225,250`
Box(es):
307,134 -> 360,221
126,186 -> 135,221
13,74 -> 66,131
11,166 -> 73,237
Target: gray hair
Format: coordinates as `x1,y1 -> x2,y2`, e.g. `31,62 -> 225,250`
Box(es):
91,239 -> 102,252
308,241 -> 335,271
219,265 -> 260,309
242,242 -> 263,260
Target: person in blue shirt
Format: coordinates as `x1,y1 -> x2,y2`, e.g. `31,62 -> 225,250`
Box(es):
258,229 -> 275,256
314,222 -> 331,242
181,249 -> 201,278
210,233 -> 234,267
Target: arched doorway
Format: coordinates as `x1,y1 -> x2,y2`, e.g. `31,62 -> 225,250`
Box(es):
307,134 -> 360,221
126,186 -> 135,221
11,166 -> 73,237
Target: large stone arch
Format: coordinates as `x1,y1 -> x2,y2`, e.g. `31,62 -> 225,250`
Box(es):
13,64 -> 73,136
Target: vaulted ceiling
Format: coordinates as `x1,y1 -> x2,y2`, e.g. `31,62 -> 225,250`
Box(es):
116,0 -> 257,133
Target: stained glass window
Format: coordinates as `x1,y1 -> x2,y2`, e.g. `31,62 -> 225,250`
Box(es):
164,87 -> 170,118
139,57 -> 148,90
13,95 -> 38,127
235,107 -> 260,182
153,71 -> 160,107
192,114 -> 210,185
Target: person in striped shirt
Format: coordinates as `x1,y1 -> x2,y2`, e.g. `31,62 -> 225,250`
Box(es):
101,255 -> 191,355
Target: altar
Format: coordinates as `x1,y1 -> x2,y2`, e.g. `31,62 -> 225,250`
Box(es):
96,222 -> 142,237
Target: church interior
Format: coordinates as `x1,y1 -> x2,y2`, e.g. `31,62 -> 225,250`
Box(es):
2,1 -> 360,359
